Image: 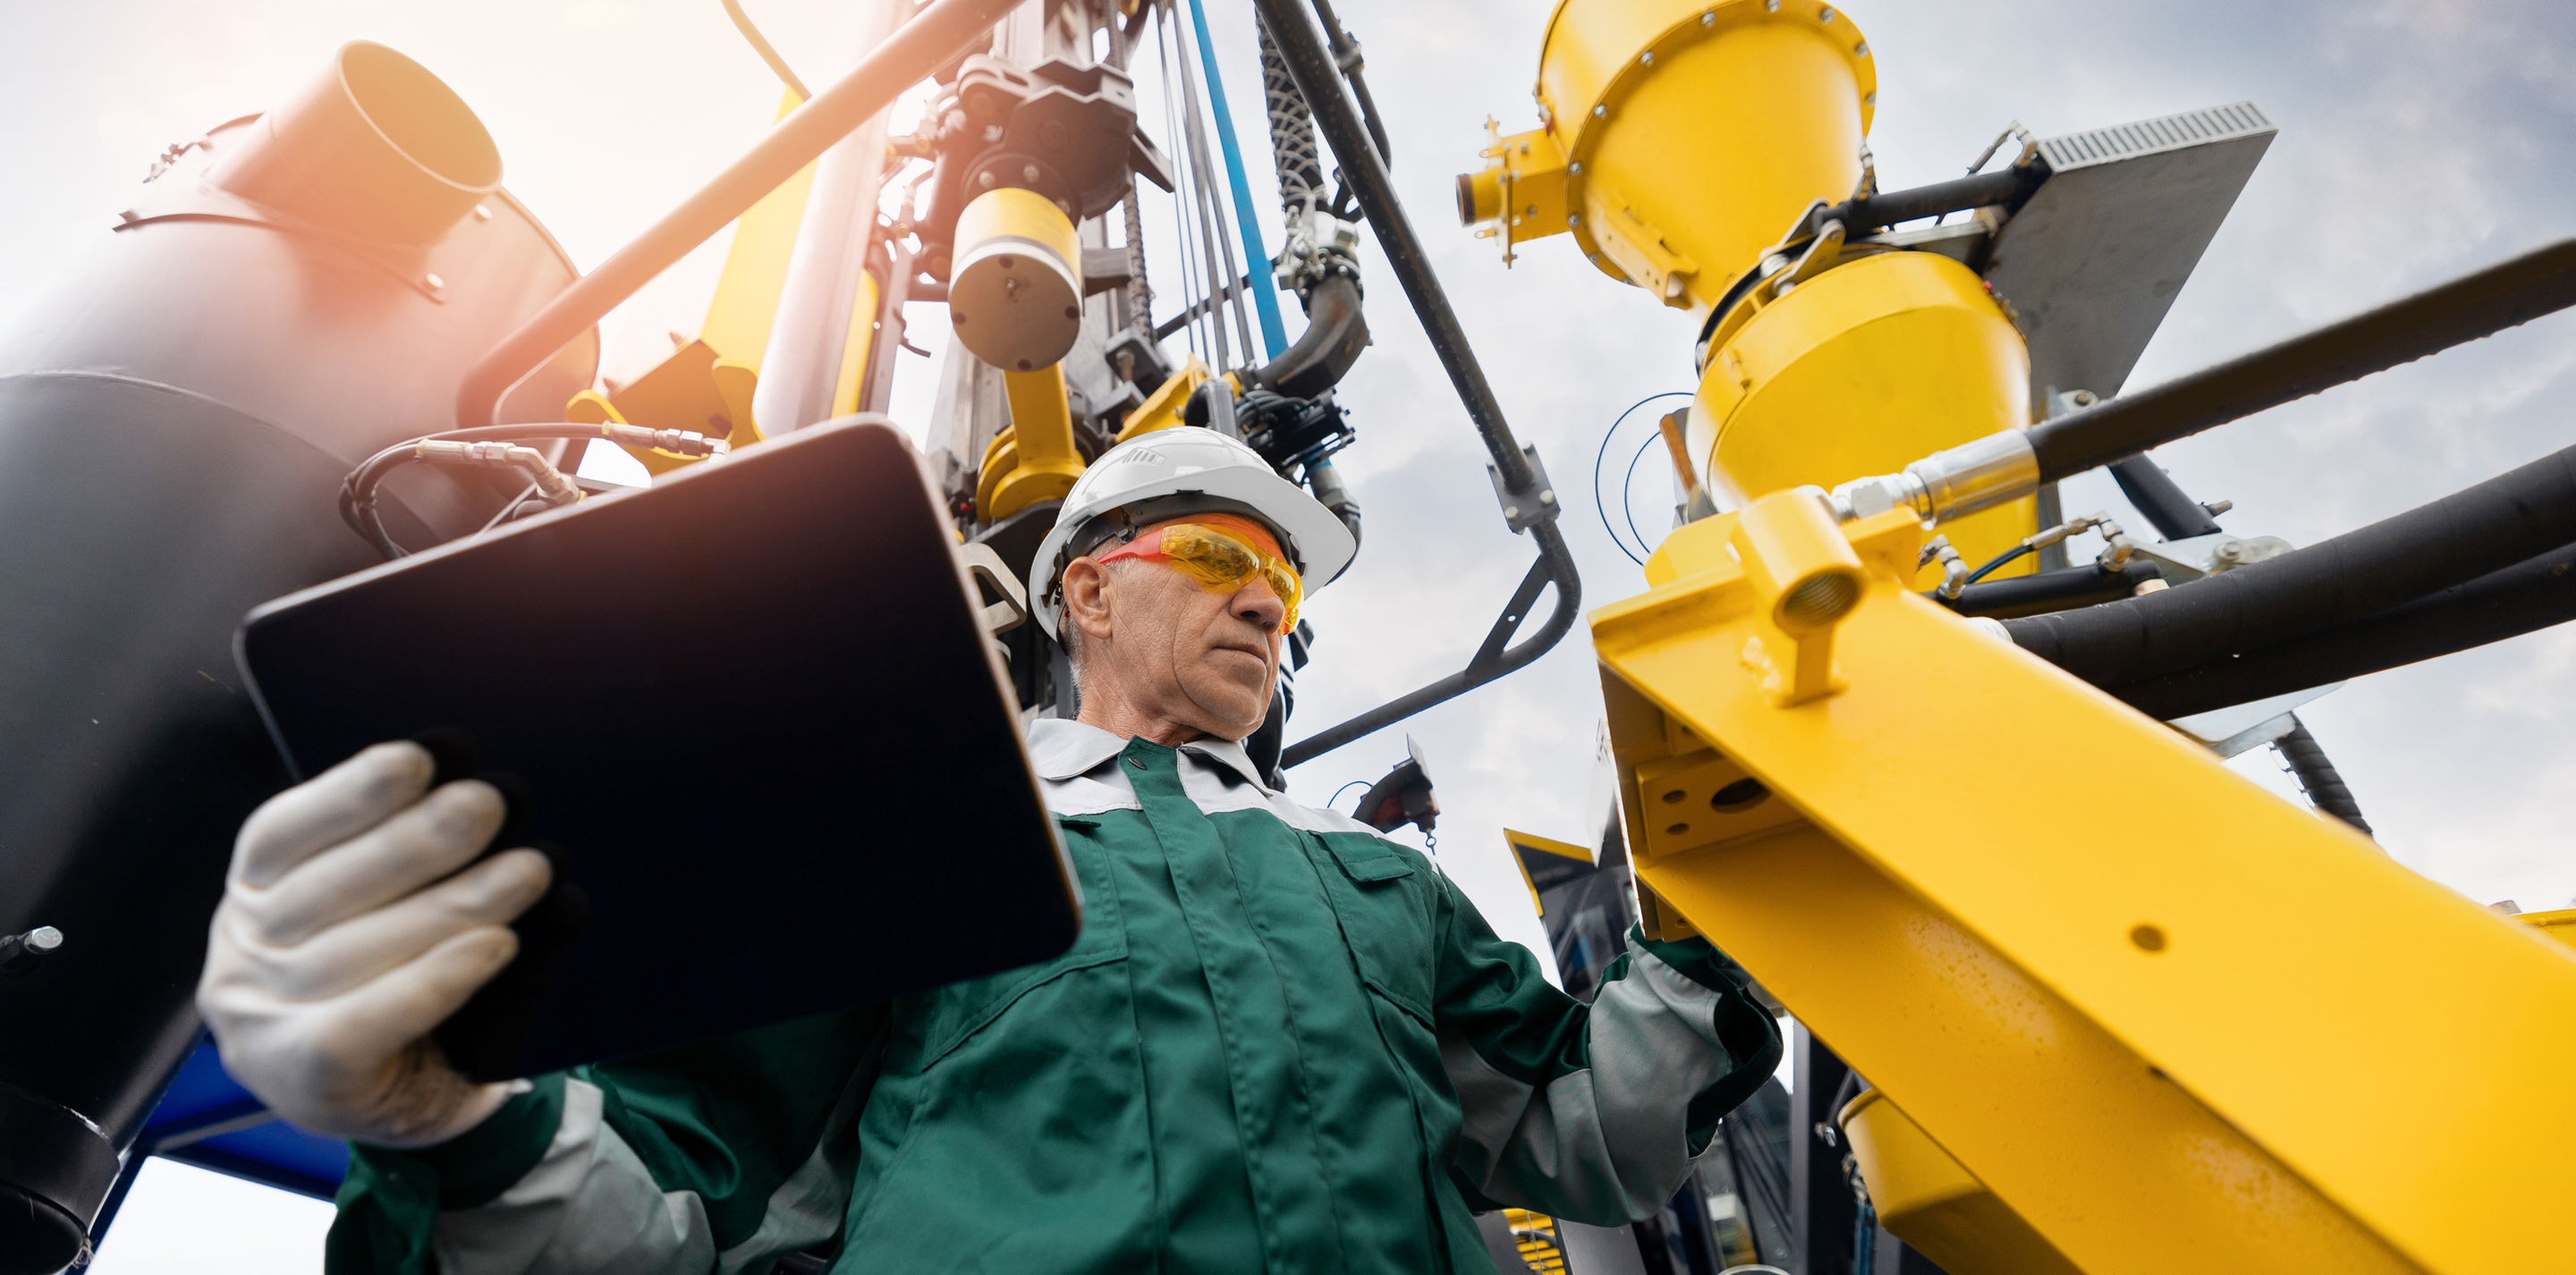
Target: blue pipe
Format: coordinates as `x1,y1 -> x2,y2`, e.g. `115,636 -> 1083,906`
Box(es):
1182,0 -> 1290,359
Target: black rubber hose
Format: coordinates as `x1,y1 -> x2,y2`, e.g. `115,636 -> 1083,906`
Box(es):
2003,443 -> 2576,687
2107,454 -> 2223,539
1257,21 -> 1326,215
1936,559 -> 2162,620
2025,238 -> 2576,482
1250,274 -> 1368,398
1814,165 -> 2044,236
2275,717 -> 2371,834
2109,542 -> 2576,721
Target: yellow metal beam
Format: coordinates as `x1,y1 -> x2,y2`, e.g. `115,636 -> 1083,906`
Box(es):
1592,494 -> 2576,1274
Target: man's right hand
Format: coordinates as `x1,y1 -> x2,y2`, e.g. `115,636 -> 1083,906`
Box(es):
198,741 -> 553,1147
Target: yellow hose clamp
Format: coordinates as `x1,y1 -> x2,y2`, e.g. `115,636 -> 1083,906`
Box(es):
947,188 -> 1085,373
1730,486 -> 1865,705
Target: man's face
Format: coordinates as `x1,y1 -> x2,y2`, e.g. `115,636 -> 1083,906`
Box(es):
1062,518 -> 1289,740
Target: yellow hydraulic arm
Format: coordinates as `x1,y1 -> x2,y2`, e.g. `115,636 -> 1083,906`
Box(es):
1462,1 -> 2576,1271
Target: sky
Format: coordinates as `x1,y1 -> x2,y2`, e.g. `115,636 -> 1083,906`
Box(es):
5,0 -> 2572,1269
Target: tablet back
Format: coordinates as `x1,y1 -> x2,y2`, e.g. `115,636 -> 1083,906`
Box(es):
237,419 -> 1079,1081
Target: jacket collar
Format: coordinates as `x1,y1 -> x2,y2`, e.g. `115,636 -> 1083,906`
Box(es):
1024,717 -> 1274,795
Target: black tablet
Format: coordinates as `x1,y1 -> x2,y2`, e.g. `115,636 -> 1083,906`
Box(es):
236,418 -> 1080,1081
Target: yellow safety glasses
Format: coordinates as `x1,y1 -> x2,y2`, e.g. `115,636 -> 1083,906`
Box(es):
1093,515 -> 1302,634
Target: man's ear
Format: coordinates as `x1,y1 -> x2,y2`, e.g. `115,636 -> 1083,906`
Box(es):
1062,558 -> 1115,642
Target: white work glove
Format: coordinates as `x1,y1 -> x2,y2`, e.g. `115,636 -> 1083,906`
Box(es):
198,741 -> 553,1147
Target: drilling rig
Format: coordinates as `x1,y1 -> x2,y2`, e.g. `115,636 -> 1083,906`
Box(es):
1,0 -> 2572,1273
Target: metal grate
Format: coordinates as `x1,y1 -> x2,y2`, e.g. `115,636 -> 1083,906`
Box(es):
2038,101 -> 2274,172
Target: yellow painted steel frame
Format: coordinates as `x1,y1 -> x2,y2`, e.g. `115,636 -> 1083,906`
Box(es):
979,365 -> 1084,521
1590,489 -> 2576,1274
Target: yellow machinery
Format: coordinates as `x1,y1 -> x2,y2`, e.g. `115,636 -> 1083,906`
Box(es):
1463,1 -> 2576,1272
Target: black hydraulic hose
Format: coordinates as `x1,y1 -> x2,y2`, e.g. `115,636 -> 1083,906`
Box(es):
1250,274 -> 1368,398
2275,718 -> 2372,834
1258,21 -> 1326,215
1936,559 -> 2161,621
1256,0 -> 1583,767
2108,541 -> 2576,721
454,0 -> 1015,429
2108,454 -> 2223,540
2003,443 -> 2576,687
2024,238 -> 2576,483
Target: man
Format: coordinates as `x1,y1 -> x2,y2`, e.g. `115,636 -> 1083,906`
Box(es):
198,428 -> 1782,1273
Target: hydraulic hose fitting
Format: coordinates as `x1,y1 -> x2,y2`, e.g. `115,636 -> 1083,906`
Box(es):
1833,429 -> 2039,528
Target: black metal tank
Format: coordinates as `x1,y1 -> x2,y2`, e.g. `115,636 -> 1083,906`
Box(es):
0,42 -> 594,1271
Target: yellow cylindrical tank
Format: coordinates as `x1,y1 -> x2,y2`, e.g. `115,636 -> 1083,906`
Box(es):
1691,249 -> 2038,576
1840,1087 -> 2083,1275
947,187 -> 1085,373
1534,0 -> 1876,313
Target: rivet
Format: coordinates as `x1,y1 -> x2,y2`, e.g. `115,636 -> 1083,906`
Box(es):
1510,216 -> 1522,227
1640,50 -> 1654,66
423,273 -> 445,291
1593,104 -> 1608,119
1567,213 -> 1582,227
1701,9 -> 1716,23
1569,161 -> 1583,174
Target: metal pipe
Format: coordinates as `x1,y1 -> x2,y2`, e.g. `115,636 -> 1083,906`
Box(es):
1182,0 -> 1291,358
453,0 -> 1017,430
1252,0 -> 1533,494
752,0 -> 906,436
1257,0 -> 1583,766
2026,237 -> 2576,483
1818,165 -> 2040,238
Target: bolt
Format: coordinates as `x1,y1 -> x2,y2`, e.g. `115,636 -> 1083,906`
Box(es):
1022,163 -> 1041,183
1640,50 -> 1654,66
1765,0 -> 1779,10
1504,504 -> 1521,520
979,170 -> 996,189
0,925 -> 61,975
1592,104 -> 1608,119
472,204 -> 493,221
1701,9 -> 1716,23
1569,161 -> 1583,174
1854,40 -> 1868,55
1819,5 -> 1836,21
1567,213 -> 1581,227
424,273 -> 445,291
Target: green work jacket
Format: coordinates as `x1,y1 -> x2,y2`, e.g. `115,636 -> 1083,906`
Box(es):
326,721 -> 1779,1274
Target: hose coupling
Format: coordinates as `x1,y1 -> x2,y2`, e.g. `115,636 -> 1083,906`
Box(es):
1831,430 -> 2038,528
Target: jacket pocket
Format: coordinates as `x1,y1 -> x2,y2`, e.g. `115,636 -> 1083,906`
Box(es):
1309,832 -> 1438,1026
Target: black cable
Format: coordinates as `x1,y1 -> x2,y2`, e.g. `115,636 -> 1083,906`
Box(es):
339,425 -> 614,562
1962,542 -> 2032,587
1591,392 -> 1693,566
2275,716 -> 2371,834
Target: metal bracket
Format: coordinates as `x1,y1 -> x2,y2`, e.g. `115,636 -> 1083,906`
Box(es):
1487,443 -> 1561,534
957,543 -> 1030,637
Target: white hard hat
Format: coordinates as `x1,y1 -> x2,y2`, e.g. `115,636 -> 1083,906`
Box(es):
1027,427 -> 1357,638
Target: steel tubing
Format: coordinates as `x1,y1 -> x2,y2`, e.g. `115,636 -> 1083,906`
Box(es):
453,0 -> 1017,430
1256,0 -> 1585,766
